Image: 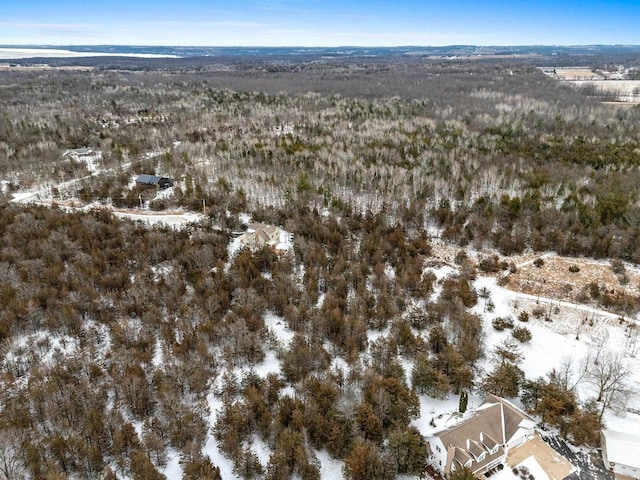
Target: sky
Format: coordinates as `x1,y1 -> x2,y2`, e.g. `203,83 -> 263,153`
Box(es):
1,0 -> 639,47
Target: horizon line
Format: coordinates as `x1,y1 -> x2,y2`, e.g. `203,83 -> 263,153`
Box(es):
2,43 -> 640,48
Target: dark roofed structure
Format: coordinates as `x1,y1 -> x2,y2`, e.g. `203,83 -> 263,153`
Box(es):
135,174 -> 174,189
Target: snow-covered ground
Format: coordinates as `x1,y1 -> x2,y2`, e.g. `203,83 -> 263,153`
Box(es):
112,210 -> 204,228
409,258 -> 640,475
42,257 -> 640,478
265,312 -> 295,349
276,229 -> 294,251
1,331 -> 78,383
202,393 -> 236,479
493,455 -> 550,480
0,48 -> 178,59
315,449 -> 345,479
7,161 -> 640,477
470,275 -> 640,432
65,151 -> 102,174
7,151 -> 206,229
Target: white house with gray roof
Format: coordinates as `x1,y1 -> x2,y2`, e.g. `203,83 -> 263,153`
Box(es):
427,395 -> 537,478
238,223 -> 281,248
63,147 -> 94,158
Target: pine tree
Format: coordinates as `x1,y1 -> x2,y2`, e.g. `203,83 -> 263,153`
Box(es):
343,440 -> 396,480
388,426 -> 428,475
450,465 -> 476,480
458,391 -> 468,413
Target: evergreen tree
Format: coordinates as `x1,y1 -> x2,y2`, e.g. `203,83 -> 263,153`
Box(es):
450,465 -> 476,480
388,426 -> 428,475
458,391 -> 469,413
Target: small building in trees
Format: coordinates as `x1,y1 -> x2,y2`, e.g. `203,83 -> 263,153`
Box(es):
62,147 -> 102,174
601,430 -> 640,479
135,174 -> 174,189
427,395 -> 536,478
63,147 -> 94,158
238,223 -> 281,249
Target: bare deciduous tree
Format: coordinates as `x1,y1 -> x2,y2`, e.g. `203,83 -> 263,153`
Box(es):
585,350 -> 634,419
0,430 -> 25,480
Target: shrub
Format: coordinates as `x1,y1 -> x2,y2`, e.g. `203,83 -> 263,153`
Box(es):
486,299 -> 495,312
568,265 -> 580,273
533,258 -> 545,268
610,258 -> 625,274
517,311 -> 530,323
478,255 -> 508,273
492,317 -> 514,331
512,326 -> 533,343
454,250 -> 469,265
149,199 -> 168,211
531,307 -> 545,319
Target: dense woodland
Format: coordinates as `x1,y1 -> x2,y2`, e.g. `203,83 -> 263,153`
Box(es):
3,62 -> 640,261
0,59 -> 638,479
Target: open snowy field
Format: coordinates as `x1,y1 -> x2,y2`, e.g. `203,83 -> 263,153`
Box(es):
572,80 -> 640,102
111,210 -> 205,227
553,67 -> 605,80
0,47 -> 178,59
541,66 -> 640,103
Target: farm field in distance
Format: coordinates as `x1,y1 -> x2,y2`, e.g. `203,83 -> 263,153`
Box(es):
543,65 -> 640,104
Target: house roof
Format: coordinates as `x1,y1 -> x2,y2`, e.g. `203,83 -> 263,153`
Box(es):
64,147 -> 93,156
435,395 -> 535,474
481,432 -> 499,450
136,174 -> 172,184
247,223 -> 278,235
137,174 -> 161,183
483,394 -> 537,438
468,439 -> 485,458
444,443 -> 506,476
602,429 -> 640,469
438,403 -> 504,450
239,223 -> 281,248
453,446 -> 473,466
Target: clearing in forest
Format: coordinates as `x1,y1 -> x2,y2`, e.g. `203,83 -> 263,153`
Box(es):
504,255 -> 640,315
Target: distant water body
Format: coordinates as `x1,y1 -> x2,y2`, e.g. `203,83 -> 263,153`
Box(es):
0,47 -> 178,60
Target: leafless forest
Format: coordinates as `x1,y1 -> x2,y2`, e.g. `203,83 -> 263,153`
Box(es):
0,58 -> 639,479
